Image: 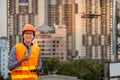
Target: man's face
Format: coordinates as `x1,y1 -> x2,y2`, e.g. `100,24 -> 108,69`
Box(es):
23,31 -> 34,43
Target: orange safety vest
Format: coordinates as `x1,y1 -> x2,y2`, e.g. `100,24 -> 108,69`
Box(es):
11,43 -> 40,80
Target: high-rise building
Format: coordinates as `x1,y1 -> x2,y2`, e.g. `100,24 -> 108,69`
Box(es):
115,0 -> 120,61
0,37 -> 8,79
7,0 -> 41,52
76,0 -> 113,60
45,0 -> 76,59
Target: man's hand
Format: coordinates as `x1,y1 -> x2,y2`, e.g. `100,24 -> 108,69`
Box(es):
13,52 -> 29,69
30,68 -> 43,75
37,68 -> 43,75
20,52 -> 29,62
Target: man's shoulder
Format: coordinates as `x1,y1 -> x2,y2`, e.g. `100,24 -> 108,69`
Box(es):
33,44 -> 40,49
15,43 -> 23,47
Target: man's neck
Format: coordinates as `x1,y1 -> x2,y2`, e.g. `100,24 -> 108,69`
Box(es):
23,41 -> 32,46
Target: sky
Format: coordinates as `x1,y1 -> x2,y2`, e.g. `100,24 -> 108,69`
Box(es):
0,0 -> 7,37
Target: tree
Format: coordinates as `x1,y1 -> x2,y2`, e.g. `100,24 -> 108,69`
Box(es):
47,58 -> 59,74
0,75 -> 4,80
42,58 -> 59,74
75,59 -> 103,80
42,58 -> 104,80
57,61 -> 76,76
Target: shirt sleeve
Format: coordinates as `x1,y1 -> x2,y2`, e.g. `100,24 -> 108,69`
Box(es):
8,46 -> 19,71
37,51 -> 42,69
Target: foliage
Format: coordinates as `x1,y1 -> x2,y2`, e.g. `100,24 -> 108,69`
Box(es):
57,61 -> 77,76
42,58 -> 104,80
0,75 -> 4,80
42,57 -> 59,74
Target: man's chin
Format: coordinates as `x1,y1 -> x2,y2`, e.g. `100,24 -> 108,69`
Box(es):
26,40 -> 32,43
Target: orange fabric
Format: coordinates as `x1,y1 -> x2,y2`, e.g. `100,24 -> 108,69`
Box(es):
22,24 -> 36,33
11,43 -> 40,80
11,70 -> 37,75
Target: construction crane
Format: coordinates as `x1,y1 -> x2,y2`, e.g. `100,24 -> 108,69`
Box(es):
81,12 -> 101,19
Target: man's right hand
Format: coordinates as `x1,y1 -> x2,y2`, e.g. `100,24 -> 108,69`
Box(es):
20,52 -> 29,62
13,52 -> 29,69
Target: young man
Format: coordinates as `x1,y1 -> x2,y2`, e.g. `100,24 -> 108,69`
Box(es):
8,24 -> 42,80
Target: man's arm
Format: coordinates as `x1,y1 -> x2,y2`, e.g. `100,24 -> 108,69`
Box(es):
37,52 -> 43,75
8,46 -> 29,71
8,46 -> 20,71
38,53 -> 42,69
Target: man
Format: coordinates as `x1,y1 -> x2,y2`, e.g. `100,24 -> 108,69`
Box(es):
8,24 -> 42,80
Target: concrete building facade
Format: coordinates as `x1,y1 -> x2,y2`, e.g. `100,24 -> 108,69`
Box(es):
34,24 -> 67,61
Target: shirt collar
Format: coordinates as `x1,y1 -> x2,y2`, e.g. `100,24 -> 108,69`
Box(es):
22,42 -> 33,46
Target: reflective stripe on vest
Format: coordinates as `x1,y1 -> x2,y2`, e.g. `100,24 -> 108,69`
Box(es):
12,74 -> 38,79
11,43 -> 40,80
15,66 -> 36,70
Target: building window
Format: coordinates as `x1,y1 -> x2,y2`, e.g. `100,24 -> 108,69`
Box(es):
53,49 -> 56,51
3,49 -> 5,52
57,41 -> 59,43
75,3 -> 78,14
53,53 -> 55,55
19,0 -> 28,3
3,63 -> 5,66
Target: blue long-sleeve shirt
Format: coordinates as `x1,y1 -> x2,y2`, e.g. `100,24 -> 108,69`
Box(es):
8,44 -> 42,71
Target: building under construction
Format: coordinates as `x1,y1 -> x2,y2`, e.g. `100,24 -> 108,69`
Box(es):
46,0 -> 76,59
76,0 -> 113,60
